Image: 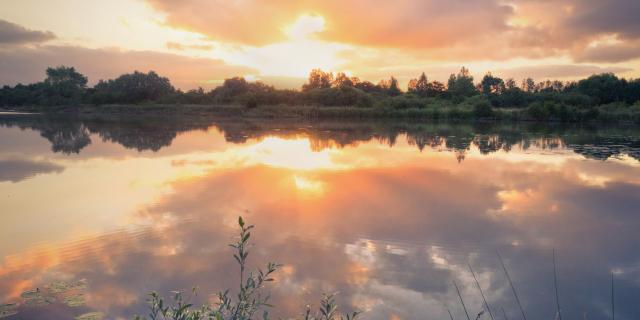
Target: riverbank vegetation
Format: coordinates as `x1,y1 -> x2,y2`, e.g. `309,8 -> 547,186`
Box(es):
134,217 -> 359,320
2,66 -> 640,123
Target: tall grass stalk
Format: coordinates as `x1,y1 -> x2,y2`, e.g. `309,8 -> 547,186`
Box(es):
453,280 -> 471,320
447,308 -> 455,320
553,249 -> 562,320
497,252 -> 527,320
611,272 -> 615,320
468,263 -> 494,320
501,307 -> 509,320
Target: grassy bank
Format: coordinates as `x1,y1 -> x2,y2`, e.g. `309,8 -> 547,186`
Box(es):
5,101 -> 640,124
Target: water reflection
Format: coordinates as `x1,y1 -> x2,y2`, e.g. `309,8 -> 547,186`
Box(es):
2,114 -> 640,160
1,115 -> 639,320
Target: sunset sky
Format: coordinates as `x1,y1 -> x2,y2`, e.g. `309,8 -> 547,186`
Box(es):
1,0 -> 639,89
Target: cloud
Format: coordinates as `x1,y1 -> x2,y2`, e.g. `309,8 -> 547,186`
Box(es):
562,0 -> 640,40
145,0 -> 513,48
495,64 -> 633,80
0,19 -> 55,44
573,41 -> 640,63
0,45 -> 256,90
165,41 -> 213,51
0,158 -> 63,182
144,0 -> 640,63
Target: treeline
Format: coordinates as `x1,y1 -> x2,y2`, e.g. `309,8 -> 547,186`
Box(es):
1,66 -> 640,122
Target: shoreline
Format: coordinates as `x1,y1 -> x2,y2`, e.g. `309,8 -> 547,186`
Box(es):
1,104 -> 639,124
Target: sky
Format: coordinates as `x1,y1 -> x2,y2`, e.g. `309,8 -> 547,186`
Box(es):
1,0 -> 639,89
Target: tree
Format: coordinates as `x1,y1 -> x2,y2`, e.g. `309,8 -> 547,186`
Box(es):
407,72 -> 429,96
522,78 -> 536,93
45,66 -> 87,89
447,67 -> 476,97
480,73 -> 505,95
354,81 -> 383,94
43,66 -> 88,105
93,71 -> 174,104
425,81 -> 446,97
303,69 -> 333,91
333,72 -> 358,88
576,73 -> 626,104
379,76 -> 401,96
221,77 -> 250,96
623,78 -> 640,104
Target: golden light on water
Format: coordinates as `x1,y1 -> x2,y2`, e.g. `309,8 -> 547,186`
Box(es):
242,137 -> 340,170
293,175 -> 325,196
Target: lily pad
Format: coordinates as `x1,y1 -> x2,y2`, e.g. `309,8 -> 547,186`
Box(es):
20,289 -> 41,299
75,312 -> 104,320
0,303 -> 18,319
23,295 -> 55,307
21,289 -> 55,307
63,294 -> 86,307
47,279 -> 88,294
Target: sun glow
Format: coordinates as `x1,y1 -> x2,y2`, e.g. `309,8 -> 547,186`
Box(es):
284,15 -> 326,39
218,14 -> 348,78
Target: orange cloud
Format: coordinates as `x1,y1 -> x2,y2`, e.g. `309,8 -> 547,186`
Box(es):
145,0 -> 640,64
146,0 -> 513,48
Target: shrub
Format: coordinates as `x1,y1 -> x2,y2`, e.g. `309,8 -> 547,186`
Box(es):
527,102 -> 551,121
384,95 -> 425,109
473,100 -> 494,118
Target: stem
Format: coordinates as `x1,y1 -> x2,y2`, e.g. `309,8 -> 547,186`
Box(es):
469,263 -> 495,320
611,272 -> 615,320
497,251 -> 526,320
454,280 -> 471,320
553,249 -> 562,320
501,307 -> 509,320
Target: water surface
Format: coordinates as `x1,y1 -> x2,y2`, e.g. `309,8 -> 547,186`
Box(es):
1,115 -> 640,320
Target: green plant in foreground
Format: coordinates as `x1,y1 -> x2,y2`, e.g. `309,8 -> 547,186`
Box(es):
135,217 -> 359,320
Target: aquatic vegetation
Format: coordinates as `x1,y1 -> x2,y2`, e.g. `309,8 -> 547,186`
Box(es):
47,279 -> 88,294
75,312 -> 105,320
0,279 -> 89,317
21,289 -> 56,307
64,294 -> 87,307
135,217 -> 359,320
0,303 -> 18,318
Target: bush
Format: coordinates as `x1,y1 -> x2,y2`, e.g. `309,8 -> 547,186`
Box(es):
303,87 -> 372,107
527,101 -> 551,121
383,95 -> 426,109
473,100 -> 494,118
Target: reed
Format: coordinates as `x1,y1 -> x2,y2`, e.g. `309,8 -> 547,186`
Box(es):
497,252 -> 527,320
553,249 -> 562,320
453,280 -> 471,320
468,263 -> 495,320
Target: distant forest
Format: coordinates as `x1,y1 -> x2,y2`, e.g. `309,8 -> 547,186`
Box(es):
1,66 -> 640,122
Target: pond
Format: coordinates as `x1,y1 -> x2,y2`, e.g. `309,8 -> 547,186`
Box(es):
1,114 -> 639,320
